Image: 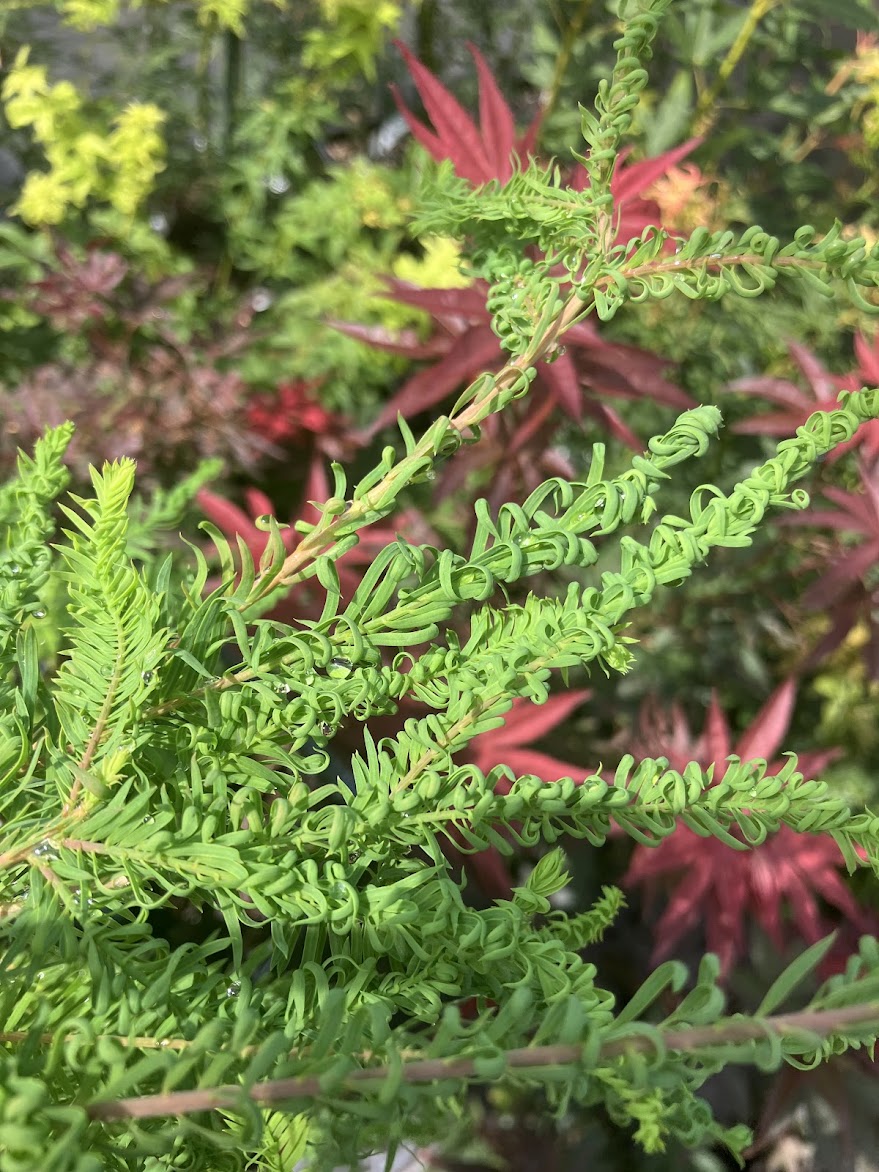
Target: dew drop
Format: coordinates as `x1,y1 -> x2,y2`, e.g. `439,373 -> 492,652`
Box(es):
32,840 -> 58,860
142,815 -> 155,825
319,722 -> 333,737
141,671 -> 153,683
33,610 -> 45,619
226,982 -> 241,998
10,564 -> 20,575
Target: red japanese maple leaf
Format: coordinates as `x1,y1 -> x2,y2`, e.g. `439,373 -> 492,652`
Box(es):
245,379 -> 352,458
781,456 -> 879,676
337,281 -> 692,451
336,45 -> 698,473
391,40 -> 543,186
729,341 -> 843,435
840,330 -> 879,464
728,335 -> 879,463
622,680 -> 861,975
468,690 -> 592,792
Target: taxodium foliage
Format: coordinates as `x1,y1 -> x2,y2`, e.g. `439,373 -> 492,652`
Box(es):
6,1 -> 879,1168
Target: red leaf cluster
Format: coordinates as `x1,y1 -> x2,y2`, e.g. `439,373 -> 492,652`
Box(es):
729,333 -> 879,464
336,45 -> 700,490
783,458 -> 879,676
391,41 -> 542,186
622,681 -> 863,975
245,379 -> 354,461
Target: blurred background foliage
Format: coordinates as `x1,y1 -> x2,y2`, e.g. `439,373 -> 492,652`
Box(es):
5,0 -> 879,1168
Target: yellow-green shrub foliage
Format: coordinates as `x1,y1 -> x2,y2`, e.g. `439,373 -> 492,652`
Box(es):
2,48 -> 165,225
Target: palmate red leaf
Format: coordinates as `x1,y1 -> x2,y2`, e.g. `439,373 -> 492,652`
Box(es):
726,338 -> 879,465
326,319 -> 451,360
630,826 -> 865,975
801,540 -> 879,609
701,692 -> 731,769
735,677 -> 796,764
732,412 -> 821,436
468,692 -> 592,795
566,330 -> 693,409
382,277 -> 490,319
481,691 -> 592,748
361,323 -> 502,439
391,40 -> 540,186
610,138 -> 704,205
623,685 -> 851,974
567,138 -> 702,244
536,354 -> 584,419
470,41 -> 517,181
392,42 -> 500,186
730,376 -> 815,409
822,481 -> 879,530
580,399 -> 642,450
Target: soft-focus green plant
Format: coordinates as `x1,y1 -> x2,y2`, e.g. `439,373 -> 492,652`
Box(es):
1,48 -> 165,225
7,2 -> 879,1170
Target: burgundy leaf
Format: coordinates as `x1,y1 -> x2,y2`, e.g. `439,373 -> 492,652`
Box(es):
789,338 -> 839,395
802,593 -> 865,670
735,677 -> 797,765
855,331 -> 879,385
485,692 -> 591,746
732,413 -> 821,436
468,41 -> 517,181
389,82 -> 447,159
197,489 -> 259,540
536,354 -> 584,420
496,748 -> 587,782
623,690 -> 852,975
822,483 -> 879,530
327,319 -> 450,360
363,324 -> 501,437
393,40 -> 491,185
728,376 -> 818,409
581,399 -> 642,450
801,540 -> 879,609
383,278 -> 490,320
243,486 -> 276,519
702,693 -> 731,768
507,390 -> 559,455
518,107 -> 544,159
